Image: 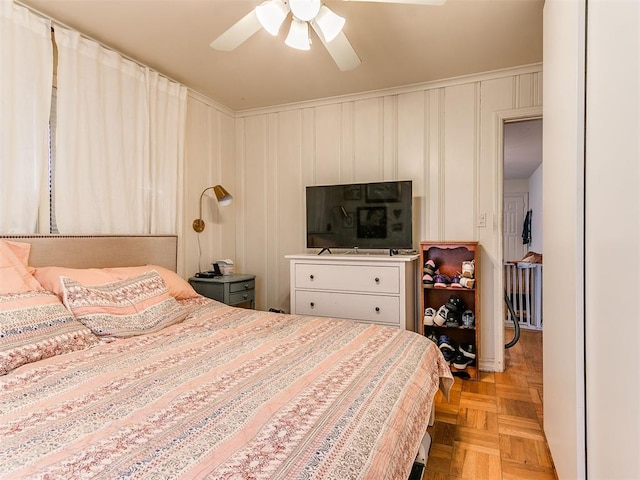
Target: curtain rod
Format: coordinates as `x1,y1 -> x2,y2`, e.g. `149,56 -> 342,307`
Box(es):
13,0 -> 184,88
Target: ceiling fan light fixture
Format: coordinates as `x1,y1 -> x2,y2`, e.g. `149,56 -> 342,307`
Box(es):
313,6 -> 345,43
289,0 -> 321,22
285,19 -> 311,50
255,0 -> 289,35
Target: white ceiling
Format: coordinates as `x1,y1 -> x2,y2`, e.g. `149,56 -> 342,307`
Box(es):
504,118 -> 542,180
18,0 -> 544,112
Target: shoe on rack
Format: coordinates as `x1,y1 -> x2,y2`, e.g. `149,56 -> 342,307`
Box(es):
446,295 -> 465,315
423,259 -> 437,276
441,348 -> 457,365
437,334 -> 456,352
434,305 -> 449,326
426,331 -> 439,344
461,260 -> 475,279
452,343 -> 476,369
424,307 -> 436,326
433,274 -> 451,288
450,274 -> 462,288
461,310 -> 475,328
422,273 -> 434,288
460,277 -> 475,289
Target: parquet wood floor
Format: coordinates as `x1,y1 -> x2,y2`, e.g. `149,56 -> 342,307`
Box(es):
424,328 -> 558,480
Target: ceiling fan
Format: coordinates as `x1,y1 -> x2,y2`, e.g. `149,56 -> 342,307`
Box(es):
210,0 -> 446,71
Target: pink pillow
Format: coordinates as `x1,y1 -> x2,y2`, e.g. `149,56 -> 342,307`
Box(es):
60,270 -> 188,340
0,240 -> 43,294
0,290 -> 100,375
4,240 -> 31,266
105,265 -> 199,300
32,267 -> 117,297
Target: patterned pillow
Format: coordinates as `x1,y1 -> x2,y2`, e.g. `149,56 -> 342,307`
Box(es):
0,290 -> 100,375
60,270 -> 188,340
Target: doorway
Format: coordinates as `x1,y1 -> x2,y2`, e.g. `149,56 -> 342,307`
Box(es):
502,118 -> 543,367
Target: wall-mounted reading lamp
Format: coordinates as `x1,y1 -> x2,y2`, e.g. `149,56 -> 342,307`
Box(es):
192,185 -> 233,233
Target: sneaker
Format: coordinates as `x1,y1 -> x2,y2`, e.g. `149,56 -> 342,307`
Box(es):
446,295 -> 465,315
426,331 -> 438,344
452,343 -> 476,369
423,259 -> 437,276
433,274 -> 451,288
424,307 -> 436,326
461,260 -> 475,278
450,274 -> 462,288
434,305 -> 449,326
460,277 -> 475,289
437,334 -> 456,351
422,273 -> 434,288
461,310 -> 475,328
441,348 -> 457,365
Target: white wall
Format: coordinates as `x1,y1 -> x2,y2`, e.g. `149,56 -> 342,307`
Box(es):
585,1 -> 640,478
528,163 -> 543,253
183,64 -> 543,372
542,1 -> 586,478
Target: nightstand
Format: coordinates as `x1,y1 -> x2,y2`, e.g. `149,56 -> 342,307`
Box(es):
189,274 -> 256,309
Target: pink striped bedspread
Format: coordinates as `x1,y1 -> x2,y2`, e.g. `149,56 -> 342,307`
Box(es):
0,298 -> 453,480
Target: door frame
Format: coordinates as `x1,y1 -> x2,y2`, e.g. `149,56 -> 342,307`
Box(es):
494,106 -> 542,371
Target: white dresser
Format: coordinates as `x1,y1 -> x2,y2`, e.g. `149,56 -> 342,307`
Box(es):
286,254 -> 419,331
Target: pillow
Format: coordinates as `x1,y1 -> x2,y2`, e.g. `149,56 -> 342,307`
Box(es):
60,270 -> 188,340
105,265 -> 199,300
0,290 -> 100,375
33,265 -> 199,300
4,240 -> 31,266
0,240 -> 43,294
32,266 -> 117,297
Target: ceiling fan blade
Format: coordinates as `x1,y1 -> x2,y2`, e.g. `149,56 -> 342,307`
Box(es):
311,23 -> 361,71
341,0 -> 447,5
210,10 -> 263,51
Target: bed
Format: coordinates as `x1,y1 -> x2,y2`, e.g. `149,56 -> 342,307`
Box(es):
0,235 -> 453,480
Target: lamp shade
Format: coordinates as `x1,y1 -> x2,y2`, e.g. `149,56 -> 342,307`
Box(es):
285,19 -> 310,50
256,0 -> 288,35
314,5 -> 345,42
213,185 -> 233,206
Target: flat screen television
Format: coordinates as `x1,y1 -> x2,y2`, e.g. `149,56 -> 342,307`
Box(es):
306,180 -> 413,250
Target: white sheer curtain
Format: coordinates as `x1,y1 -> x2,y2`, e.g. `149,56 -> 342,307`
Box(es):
146,70 -> 187,234
54,27 -> 187,234
0,1 -> 52,233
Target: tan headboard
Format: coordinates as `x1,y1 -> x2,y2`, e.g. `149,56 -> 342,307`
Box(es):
0,235 -> 178,271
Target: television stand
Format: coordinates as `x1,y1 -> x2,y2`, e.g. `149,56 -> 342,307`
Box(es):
317,248 -> 332,255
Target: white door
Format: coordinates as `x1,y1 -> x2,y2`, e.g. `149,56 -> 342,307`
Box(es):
503,192 -> 528,262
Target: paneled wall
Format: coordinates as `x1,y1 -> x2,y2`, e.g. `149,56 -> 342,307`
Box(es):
183,63 -> 542,371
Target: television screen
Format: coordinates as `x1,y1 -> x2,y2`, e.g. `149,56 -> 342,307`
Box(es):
306,181 -> 413,250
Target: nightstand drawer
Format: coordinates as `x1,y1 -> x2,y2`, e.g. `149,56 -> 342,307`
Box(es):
229,290 -> 255,306
229,279 -> 255,293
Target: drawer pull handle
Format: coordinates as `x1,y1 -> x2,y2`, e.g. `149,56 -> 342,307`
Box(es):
375,307 -> 380,313
309,275 -> 314,280
310,302 -> 315,308
374,277 -> 380,283
243,284 -> 249,289
243,294 -> 248,299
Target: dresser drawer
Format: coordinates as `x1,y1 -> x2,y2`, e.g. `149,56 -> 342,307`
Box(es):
294,264 -> 400,294
294,290 -> 400,326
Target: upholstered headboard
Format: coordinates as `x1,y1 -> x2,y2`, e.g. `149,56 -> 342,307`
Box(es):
0,235 -> 178,271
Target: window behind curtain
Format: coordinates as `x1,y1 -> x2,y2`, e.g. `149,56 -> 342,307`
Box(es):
49,86 -> 59,234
